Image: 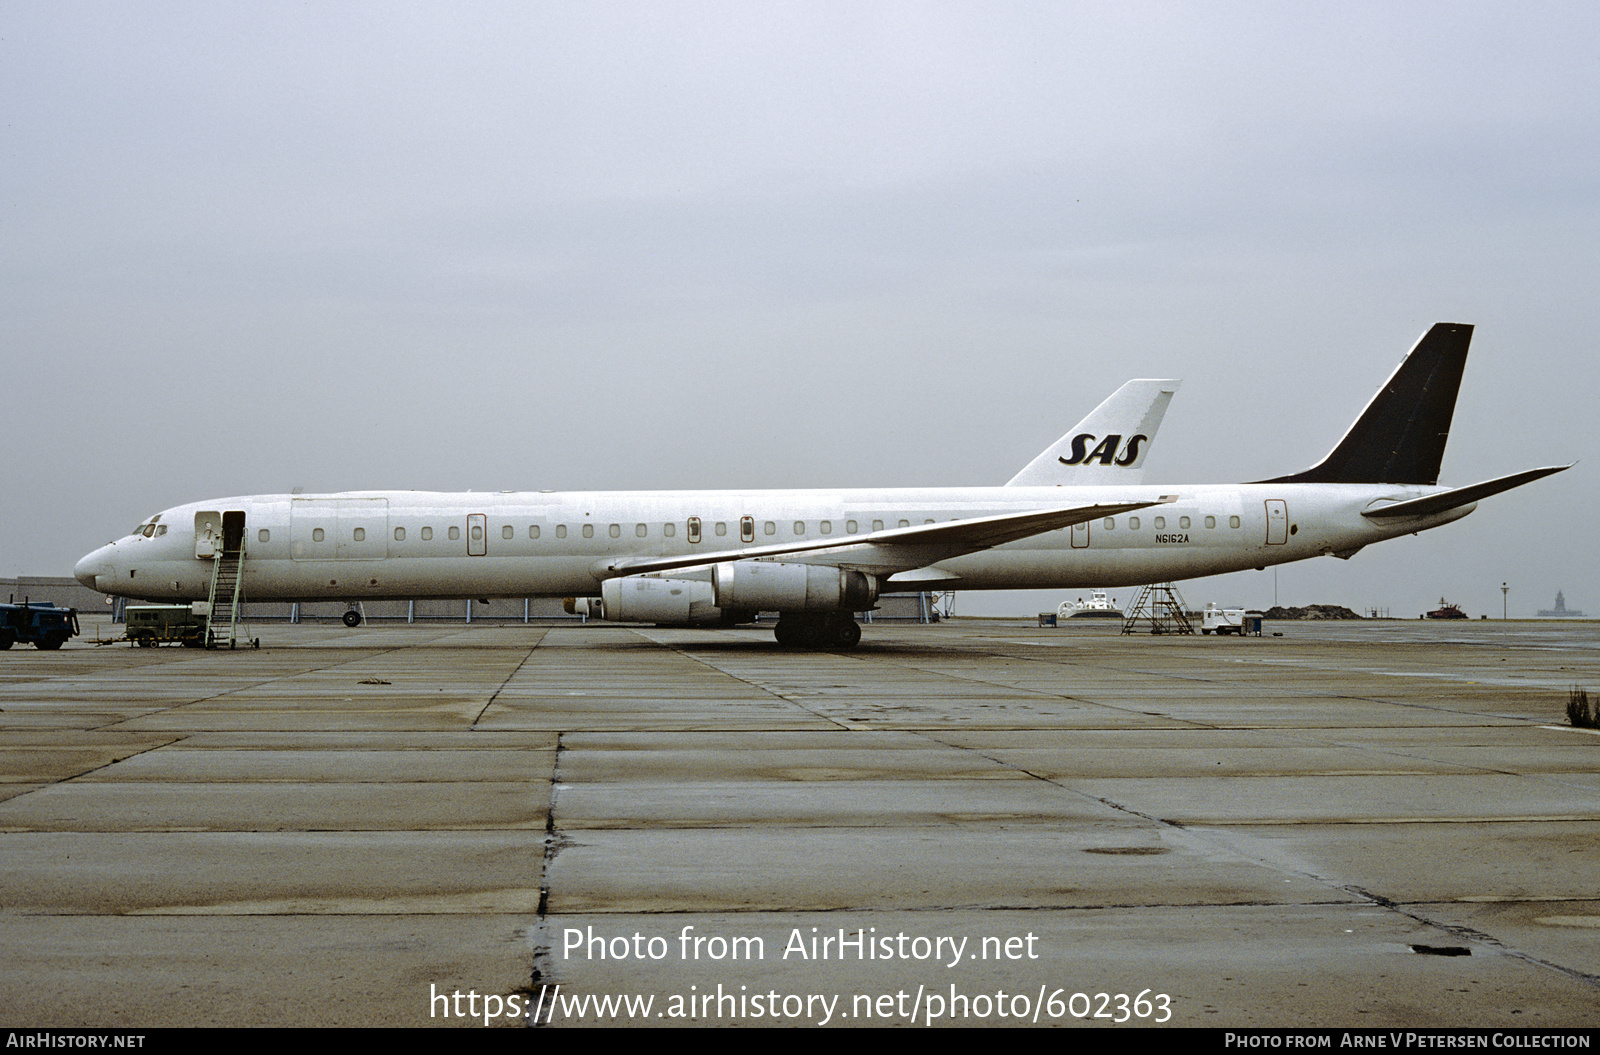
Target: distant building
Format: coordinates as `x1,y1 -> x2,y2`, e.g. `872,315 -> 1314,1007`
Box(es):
1537,590 -> 1585,618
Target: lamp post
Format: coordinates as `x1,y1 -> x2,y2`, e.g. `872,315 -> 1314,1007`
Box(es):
1502,582 -> 1509,620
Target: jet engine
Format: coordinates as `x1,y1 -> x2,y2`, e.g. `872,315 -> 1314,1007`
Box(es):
567,576 -> 727,625
711,561 -> 878,611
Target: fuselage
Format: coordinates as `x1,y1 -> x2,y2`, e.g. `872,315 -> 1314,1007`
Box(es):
73,483 -> 1473,604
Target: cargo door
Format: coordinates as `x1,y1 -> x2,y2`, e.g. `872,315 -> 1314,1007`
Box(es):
290,498 -> 389,560
467,513 -> 487,556
336,499 -> 389,560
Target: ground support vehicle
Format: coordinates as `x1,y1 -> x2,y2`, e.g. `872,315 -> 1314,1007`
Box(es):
0,600 -> 80,650
124,604 -> 208,648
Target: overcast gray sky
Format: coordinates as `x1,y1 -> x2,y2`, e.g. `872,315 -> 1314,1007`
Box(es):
4,1 -> 1595,617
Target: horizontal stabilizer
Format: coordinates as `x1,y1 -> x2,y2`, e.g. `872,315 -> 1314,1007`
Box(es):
1361,465 -> 1570,519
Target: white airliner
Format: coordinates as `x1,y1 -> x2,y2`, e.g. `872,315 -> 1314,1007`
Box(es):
75,324 -> 1564,648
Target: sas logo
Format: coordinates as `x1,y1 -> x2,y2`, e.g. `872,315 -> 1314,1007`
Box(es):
1058,433 -> 1148,467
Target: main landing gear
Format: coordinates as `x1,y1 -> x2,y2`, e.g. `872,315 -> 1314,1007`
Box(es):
773,612 -> 862,650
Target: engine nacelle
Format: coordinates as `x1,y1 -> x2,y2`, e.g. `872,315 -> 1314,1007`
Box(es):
711,561 -> 878,612
569,576 -> 725,624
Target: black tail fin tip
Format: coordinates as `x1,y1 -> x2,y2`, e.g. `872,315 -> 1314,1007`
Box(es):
1265,322 -> 1472,486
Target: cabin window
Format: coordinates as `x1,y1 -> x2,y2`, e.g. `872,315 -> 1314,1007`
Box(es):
846,520 -> 858,533
470,525 -> 482,541
713,522 -> 726,537
582,524 -> 593,539
873,520 -> 884,532
259,529 -> 270,543
1154,517 -> 1165,530
764,521 -> 776,536
740,516 -> 754,542
1103,518 -> 1115,531
794,521 -> 806,535
688,517 -> 701,544
353,528 -> 365,542
394,527 -> 405,541
529,525 -> 540,539
1179,516 -> 1191,529
555,525 -> 566,539
421,526 -> 433,541
663,523 -> 675,538
898,519 -> 909,528
635,523 -> 647,538
449,526 -> 461,540
820,520 -> 832,535
1205,516 -> 1216,529
1129,516 -> 1140,530
312,528 -> 324,542
926,519 -> 935,524
609,524 -> 621,538
1229,515 -> 1241,529
502,525 -> 514,540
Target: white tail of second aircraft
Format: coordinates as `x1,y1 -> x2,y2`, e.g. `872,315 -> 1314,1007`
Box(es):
1006,379 -> 1180,487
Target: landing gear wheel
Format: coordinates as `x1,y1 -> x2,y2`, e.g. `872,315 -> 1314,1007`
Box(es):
775,615 -> 824,648
342,610 -> 362,628
792,620 -> 823,649
774,613 -> 862,649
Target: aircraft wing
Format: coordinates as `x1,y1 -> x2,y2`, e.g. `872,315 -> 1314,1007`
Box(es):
597,498 -> 1175,579
1361,465 -> 1570,520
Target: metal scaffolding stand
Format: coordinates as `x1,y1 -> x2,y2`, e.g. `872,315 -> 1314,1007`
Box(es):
1120,582 -> 1194,635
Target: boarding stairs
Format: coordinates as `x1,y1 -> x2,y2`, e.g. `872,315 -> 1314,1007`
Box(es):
1120,582 -> 1194,636
205,543 -> 246,649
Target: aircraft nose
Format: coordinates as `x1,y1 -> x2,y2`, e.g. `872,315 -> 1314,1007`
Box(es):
74,549 -> 108,592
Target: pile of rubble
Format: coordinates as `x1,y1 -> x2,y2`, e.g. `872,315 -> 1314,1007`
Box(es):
1261,604 -> 1363,620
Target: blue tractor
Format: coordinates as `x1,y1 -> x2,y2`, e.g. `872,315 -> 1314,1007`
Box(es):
0,599 -> 81,650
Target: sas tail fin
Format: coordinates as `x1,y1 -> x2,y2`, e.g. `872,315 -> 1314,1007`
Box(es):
1007,378 -> 1180,487
1264,323 -> 1472,485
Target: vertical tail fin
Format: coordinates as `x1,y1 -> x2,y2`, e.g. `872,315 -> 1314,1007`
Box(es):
1007,379 -> 1180,486
1263,323 -> 1472,485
